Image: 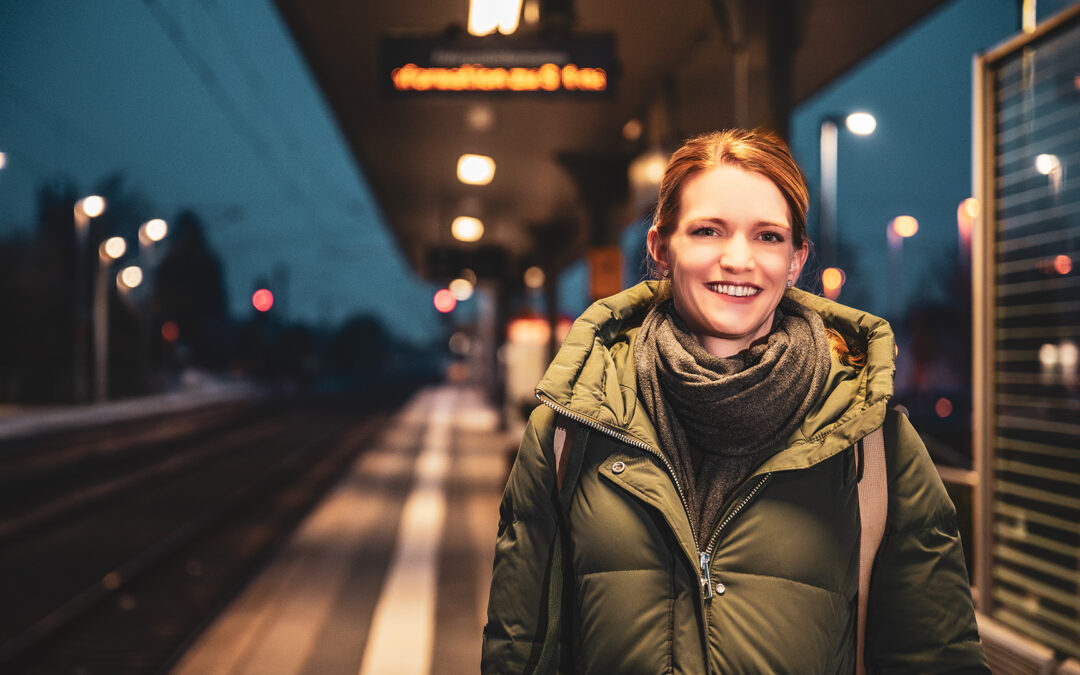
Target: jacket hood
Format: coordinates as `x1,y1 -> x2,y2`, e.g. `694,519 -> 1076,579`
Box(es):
535,281 -> 896,472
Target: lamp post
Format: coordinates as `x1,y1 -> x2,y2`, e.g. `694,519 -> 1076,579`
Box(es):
74,195 -> 106,402
137,219 -> 167,387
94,236 -> 126,402
819,112 -> 876,269
887,215 -> 919,321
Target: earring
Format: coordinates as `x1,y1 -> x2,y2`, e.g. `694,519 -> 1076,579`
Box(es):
661,268 -> 670,279
786,279 -> 793,288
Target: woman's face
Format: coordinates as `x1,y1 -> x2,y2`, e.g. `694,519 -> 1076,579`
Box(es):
648,164 -> 808,358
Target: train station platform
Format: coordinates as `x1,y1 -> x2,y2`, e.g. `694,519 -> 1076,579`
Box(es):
169,385 -> 516,675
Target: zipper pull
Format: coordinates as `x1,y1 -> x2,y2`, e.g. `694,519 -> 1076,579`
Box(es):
699,551 -> 713,600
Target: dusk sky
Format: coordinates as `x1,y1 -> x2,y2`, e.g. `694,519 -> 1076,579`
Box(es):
3,0 -> 1075,339
0,1 -> 439,343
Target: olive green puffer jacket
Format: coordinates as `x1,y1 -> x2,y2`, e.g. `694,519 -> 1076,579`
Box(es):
482,282 -> 988,674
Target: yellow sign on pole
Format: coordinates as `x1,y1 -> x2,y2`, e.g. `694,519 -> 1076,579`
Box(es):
588,246 -> 623,300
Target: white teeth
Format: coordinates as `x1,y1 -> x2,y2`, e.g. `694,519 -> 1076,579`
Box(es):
708,283 -> 761,297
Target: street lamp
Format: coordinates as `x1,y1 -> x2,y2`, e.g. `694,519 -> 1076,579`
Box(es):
118,265 -> 143,291
819,112 -> 876,268
887,216 -> 918,320
94,236 -> 126,402
139,218 -> 168,246
136,219 -> 167,384
73,195 -> 106,401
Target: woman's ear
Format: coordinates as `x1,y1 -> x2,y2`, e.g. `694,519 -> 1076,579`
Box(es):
789,241 -> 809,284
646,227 -> 667,271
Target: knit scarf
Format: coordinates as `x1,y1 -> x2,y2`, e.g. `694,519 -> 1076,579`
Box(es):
634,291 -> 831,540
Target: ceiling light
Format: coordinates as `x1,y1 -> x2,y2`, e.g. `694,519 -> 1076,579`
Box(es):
452,216 -> 485,242
457,154 -> 495,185
524,266 -> 545,289
449,278 -> 475,300
468,0 -> 523,36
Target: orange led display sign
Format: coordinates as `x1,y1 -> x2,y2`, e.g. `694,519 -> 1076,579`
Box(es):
391,63 -> 607,93
381,34 -> 616,97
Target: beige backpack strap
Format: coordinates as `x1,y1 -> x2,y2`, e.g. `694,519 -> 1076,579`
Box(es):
856,425 -> 887,675
553,421 -> 570,491
552,417 -> 585,502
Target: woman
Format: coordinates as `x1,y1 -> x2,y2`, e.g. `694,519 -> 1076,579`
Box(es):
482,129 -> 987,673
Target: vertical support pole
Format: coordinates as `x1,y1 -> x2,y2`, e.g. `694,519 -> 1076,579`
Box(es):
819,119 -> 839,269
971,52 -> 994,612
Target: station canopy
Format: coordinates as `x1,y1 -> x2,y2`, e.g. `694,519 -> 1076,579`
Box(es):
274,0 -> 947,285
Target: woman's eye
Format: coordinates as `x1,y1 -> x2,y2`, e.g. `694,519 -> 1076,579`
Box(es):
692,226 -> 718,236
760,231 -> 785,243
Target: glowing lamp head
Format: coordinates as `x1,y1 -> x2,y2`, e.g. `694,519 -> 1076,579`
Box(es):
935,398 -> 953,418
891,215 -> 919,238
118,266 -> 143,289
142,218 -> 168,242
451,216 -> 485,242
161,320 -> 180,343
961,197 -> 980,220
845,112 -> 877,135
957,198 -> 979,246
102,236 -> 127,260
1035,153 -> 1061,175
434,288 -> 457,313
252,288 -> 274,312
629,149 -> 668,190
822,267 -> 845,299
622,119 -> 643,142
0,152 -> 6,170
1054,255 -> 1073,275
79,195 -> 106,218
457,154 -> 495,185
523,266 -> 545,289
1039,343 -> 1059,368
449,278 -> 474,301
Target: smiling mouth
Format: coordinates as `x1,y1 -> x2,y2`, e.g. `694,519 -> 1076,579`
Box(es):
706,282 -> 762,297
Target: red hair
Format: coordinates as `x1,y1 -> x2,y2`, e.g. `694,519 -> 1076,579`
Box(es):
652,129 -> 810,249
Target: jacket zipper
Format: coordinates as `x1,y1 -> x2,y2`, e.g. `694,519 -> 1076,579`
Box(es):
537,393 -> 773,668
537,393 -> 771,590
700,474 -> 771,627
535,393 -> 698,545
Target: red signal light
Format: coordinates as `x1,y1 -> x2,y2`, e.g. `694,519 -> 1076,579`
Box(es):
434,288 -> 456,313
252,288 -> 274,312
161,320 -> 180,342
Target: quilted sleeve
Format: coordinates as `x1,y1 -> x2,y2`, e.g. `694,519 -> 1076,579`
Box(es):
866,409 -> 989,674
481,404 -> 564,674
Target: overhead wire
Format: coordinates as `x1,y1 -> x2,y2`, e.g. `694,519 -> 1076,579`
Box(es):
0,74 -> 124,171
141,0 -> 309,206
194,0 -> 368,221
142,0 -> 411,322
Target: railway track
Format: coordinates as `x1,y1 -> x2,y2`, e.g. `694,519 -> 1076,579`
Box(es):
0,388 -> 412,674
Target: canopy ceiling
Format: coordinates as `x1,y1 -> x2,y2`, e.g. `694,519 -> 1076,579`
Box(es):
274,0 -> 948,284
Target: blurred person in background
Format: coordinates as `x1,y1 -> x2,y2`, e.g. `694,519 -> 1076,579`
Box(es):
482,129 -> 987,673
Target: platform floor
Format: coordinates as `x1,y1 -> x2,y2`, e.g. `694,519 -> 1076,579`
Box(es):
170,386 -> 515,675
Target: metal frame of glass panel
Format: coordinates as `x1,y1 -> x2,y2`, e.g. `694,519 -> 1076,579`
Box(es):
974,2 -> 1080,661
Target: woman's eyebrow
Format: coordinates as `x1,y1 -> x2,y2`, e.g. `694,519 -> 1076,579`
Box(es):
684,216 -> 790,229
684,217 -> 731,228
756,220 -> 791,229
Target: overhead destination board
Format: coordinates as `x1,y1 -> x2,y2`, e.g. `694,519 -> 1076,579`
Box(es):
380,33 -> 616,96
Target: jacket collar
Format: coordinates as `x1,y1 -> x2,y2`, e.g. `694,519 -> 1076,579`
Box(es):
535,281 -> 896,472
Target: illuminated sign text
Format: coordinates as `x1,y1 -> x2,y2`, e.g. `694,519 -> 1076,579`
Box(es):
381,33 -> 616,97
390,63 -> 607,93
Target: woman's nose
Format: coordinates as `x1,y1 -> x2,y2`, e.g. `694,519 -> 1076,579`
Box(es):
720,235 -> 754,270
